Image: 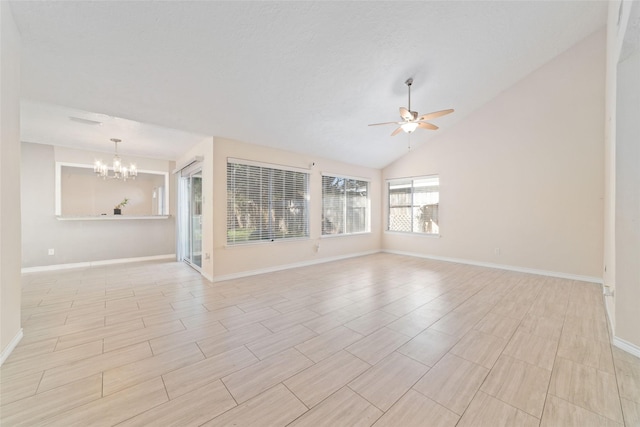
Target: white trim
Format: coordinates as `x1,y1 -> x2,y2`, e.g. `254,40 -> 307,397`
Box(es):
321,231 -> 372,239
21,254 -> 176,274
55,162 -> 170,216
386,174 -> 439,184
384,230 -> 441,238
56,215 -> 170,221
172,155 -> 204,174
603,290 -> 616,340
321,172 -> 371,182
212,250 -> 380,282
613,336 -> 640,359
382,249 -> 603,284
55,162 -> 64,215
228,157 -> 310,174
225,236 -> 311,248
0,328 -> 23,366
202,271 -> 214,282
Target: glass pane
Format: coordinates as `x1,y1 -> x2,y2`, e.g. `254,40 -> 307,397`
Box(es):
388,180 -> 413,232
322,175 -> 345,235
190,173 -> 202,268
227,162 -> 309,244
388,176 -> 439,234
413,176 -> 439,234
346,179 -> 368,233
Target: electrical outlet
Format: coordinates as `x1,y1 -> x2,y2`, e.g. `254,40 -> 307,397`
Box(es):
494,247 -> 500,255
48,248 -> 55,255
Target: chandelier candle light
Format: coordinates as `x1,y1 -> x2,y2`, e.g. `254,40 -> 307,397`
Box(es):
94,138 -> 137,181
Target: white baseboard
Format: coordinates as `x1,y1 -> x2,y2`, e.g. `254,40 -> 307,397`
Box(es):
603,293 -> 616,341
202,271 -> 214,282
212,250 -> 380,282
0,328 -> 23,366
21,254 -> 176,274
382,250 -> 603,284
613,336 -> 640,359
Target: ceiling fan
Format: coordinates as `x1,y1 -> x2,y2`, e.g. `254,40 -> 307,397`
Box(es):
369,78 -> 454,136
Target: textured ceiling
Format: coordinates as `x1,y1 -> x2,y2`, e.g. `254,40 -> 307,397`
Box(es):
11,1 -> 607,168
20,101 -> 209,161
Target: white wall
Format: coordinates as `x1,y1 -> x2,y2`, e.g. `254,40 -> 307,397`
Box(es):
383,29 -> 606,280
605,0 -> 640,350
210,137 -> 382,280
21,142 -> 176,268
0,1 -> 23,363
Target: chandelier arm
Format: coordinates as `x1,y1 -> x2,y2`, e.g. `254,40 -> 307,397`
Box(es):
94,138 -> 136,181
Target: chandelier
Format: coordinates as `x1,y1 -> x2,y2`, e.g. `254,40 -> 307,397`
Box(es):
94,138 -> 137,181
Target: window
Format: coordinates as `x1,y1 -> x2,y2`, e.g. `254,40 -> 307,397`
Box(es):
322,175 -> 370,235
388,175 -> 439,234
227,159 -> 309,244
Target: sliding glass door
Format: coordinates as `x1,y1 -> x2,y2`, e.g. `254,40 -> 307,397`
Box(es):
179,168 -> 203,270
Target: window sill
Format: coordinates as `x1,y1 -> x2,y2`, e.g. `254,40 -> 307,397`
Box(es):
384,230 -> 441,238
56,215 -> 171,221
321,232 -> 372,239
225,237 -> 311,248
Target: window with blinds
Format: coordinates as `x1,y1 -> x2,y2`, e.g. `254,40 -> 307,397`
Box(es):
388,175 -> 439,235
322,175 -> 370,235
227,160 -> 309,244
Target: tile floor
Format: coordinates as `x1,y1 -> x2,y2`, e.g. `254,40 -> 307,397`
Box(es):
1,253 -> 639,426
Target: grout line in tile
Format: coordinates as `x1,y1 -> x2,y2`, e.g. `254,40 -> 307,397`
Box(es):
33,370 -> 46,395
538,287 -> 568,425
282,381 -> 311,411
219,377 -> 240,407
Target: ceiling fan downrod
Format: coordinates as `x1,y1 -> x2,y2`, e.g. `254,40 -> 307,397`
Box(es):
405,78 -> 413,112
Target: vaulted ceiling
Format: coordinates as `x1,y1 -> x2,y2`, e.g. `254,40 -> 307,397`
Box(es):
11,1 -> 607,168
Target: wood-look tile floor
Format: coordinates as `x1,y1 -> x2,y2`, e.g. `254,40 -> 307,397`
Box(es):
2,253 -> 639,426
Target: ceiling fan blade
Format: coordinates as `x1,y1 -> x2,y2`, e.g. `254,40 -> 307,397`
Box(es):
418,122 -> 439,131
399,107 -> 412,121
417,109 -> 454,121
391,127 -> 403,136
368,121 -> 400,126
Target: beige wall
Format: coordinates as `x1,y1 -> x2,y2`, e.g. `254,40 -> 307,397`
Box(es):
605,0 -> 640,349
21,142 -> 176,268
210,137 -> 382,280
383,29 -> 606,280
1,1 -> 23,361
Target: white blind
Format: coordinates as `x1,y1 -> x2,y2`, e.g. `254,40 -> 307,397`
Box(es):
388,175 -> 439,234
227,160 -> 309,244
322,175 -> 369,235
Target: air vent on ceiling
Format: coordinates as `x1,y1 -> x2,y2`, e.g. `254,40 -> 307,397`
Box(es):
69,116 -> 103,125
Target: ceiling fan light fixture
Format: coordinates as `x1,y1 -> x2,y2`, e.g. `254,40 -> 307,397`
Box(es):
401,122 -> 419,133
368,78 -> 454,138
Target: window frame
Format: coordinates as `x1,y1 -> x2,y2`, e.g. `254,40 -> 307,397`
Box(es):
226,158 -> 310,245
321,173 -> 371,237
387,175 -> 440,236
